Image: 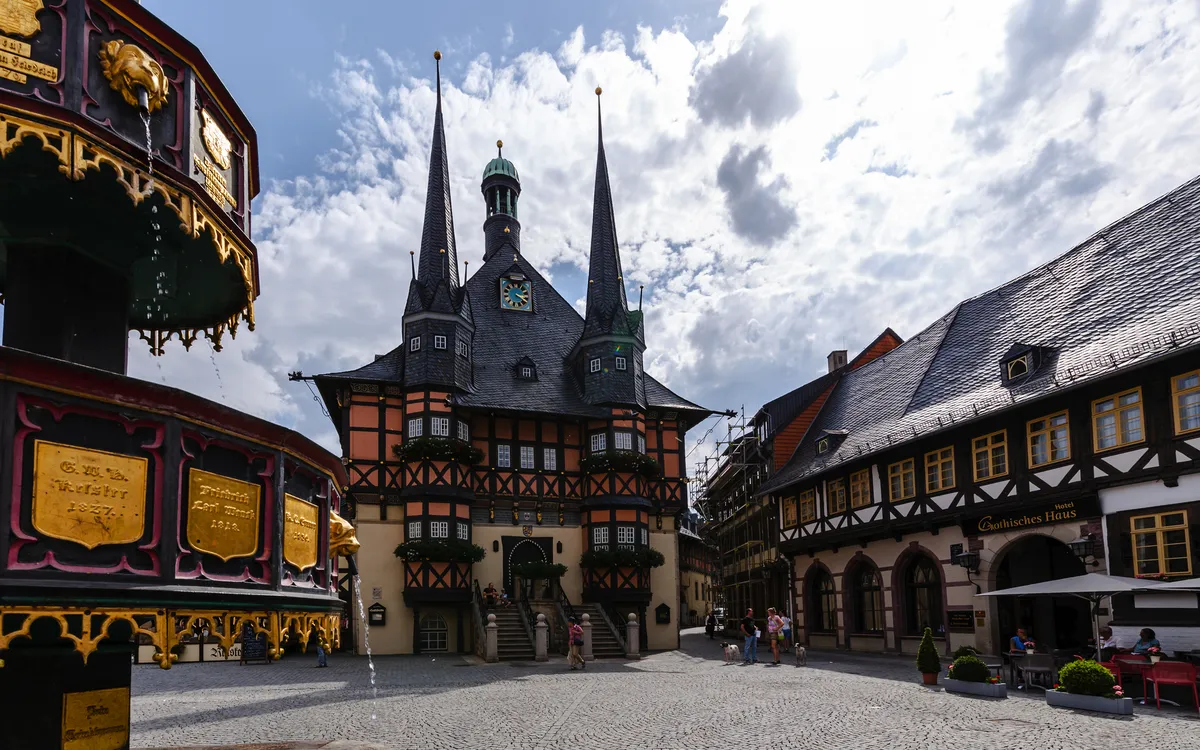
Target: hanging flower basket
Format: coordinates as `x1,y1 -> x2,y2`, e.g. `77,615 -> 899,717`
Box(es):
393,436 -> 483,465
580,449 -> 660,478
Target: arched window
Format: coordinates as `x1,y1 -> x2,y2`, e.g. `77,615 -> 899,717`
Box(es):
807,569 -> 837,633
851,566 -> 884,633
904,557 -> 944,636
419,613 -> 448,652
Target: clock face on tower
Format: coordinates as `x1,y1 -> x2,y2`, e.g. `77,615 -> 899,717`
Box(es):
500,278 -> 532,311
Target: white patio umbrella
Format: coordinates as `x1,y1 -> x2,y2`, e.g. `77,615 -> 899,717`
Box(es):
976,573 -> 1150,656
1147,577 -> 1200,592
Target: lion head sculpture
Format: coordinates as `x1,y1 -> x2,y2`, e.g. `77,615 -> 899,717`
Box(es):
329,509 -> 360,558
97,40 -> 169,114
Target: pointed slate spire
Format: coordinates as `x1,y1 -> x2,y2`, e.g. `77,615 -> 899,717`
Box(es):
416,50 -> 458,289
581,86 -> 633,340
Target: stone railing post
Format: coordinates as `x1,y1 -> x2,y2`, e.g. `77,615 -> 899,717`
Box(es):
535,613 -> 548,661
486,613 -> 498,663
626,612 -> 640,658
581,613 -> 594,661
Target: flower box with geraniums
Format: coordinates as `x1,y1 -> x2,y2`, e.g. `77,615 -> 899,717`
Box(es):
394,539 -> 486,591
1046,660 -> 1132,715
944,655 -> 1008,698
512,561 -> 568,600
916,627 -> 941,685
580,547 -> 665,591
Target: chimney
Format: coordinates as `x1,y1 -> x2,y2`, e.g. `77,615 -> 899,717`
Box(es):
827,350 -> 847,373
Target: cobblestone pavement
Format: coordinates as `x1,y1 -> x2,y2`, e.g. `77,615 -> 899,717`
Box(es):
135,628 -> 1200,749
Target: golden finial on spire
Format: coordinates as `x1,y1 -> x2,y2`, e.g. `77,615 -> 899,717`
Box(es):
439,248 -> 446,254
434,50 -> 442,60
595,86 -> 602,96
504,226 -> 510,233
497,139 -> 503,149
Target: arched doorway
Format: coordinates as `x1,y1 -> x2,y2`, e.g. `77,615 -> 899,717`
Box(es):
994,535 -> 1089,651
899,555 -> 944,637
503,537 -> 550,597
805,567 -> 837,641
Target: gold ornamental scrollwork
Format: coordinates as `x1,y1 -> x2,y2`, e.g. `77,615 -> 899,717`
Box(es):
0,0 -> 43,38
97,40 -> 169,113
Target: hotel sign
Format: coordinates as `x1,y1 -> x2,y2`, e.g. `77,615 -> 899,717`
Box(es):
961,496 -> 1100,537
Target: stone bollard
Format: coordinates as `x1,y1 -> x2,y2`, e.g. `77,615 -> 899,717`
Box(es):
626,612 -> 640,658
581,613 -> 594,661
535,613 -> 548,661
486,613 -> 499,663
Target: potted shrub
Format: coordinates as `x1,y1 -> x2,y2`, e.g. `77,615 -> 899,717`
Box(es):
944,655 -> 1007,698
511,561 -> 568,599
951,645 -> 979,660
916,627 -> 941,685
1046,659 -> 1132,715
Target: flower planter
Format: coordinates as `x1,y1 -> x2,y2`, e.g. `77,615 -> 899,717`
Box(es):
1046,690 -> 1133,715
921,672 -> 938,685
944,679 -> 1007,698
1149,655 -> 1161,664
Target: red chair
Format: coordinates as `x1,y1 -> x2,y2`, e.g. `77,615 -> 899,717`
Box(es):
1113,654 -> 1150,695
1143,662 -> 1199,711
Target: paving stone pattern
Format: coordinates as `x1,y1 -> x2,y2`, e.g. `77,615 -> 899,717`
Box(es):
135,629 -> 1199,749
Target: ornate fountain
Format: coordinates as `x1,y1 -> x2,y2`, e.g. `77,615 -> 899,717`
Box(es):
0,2 -> 355,747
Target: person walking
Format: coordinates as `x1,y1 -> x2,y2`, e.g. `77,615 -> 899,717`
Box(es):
766,607 -> 784,665
315,633 -> 328,668
705,610 -> 716,639
567,616 -> 586,670
740,608 -> 758,664
781,613 -> 792,651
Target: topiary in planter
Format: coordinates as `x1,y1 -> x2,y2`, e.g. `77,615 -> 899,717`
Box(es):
947,655 -> 991,683
1057,659 -> 1118,697
916,627 -> 941,683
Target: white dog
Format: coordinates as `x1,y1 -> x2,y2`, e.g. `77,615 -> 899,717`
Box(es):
722,642 -> 741,663
794,644 -> 807,666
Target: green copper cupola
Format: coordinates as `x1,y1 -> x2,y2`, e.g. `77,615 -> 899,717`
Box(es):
482,139 -> 522,261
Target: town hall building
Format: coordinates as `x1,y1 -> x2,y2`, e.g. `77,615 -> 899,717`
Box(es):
310,55 -> 709,656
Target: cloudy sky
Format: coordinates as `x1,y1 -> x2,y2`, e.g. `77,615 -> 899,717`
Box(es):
126,0 -> 1200,476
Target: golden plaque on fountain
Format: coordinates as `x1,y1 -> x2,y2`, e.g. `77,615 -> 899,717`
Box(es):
31,440 -> 148,549
283,493 -> 319,571
186,468 -> 261,561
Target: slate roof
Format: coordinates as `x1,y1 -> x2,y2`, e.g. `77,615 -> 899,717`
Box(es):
757,369 -> 841,443
415,59 -> 459,290
758,174 -> 1200,496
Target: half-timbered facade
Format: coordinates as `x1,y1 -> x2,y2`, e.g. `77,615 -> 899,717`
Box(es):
310,66 -> 708,655
759,177 -> 1200,656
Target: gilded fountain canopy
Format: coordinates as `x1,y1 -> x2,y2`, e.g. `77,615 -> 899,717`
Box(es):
0,0 -> 262,354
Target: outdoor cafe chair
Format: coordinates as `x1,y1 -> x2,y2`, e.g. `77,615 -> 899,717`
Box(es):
1098,660 -> 1121,690
1019,654 -> 1057,692
1113,654 -> 1151,694
1143,661 -> 1200,712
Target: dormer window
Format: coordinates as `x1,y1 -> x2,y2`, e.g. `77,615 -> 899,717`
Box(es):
1000,343 -> 1050,386
815,429 -> 848,456
514,357 -> 537,381
1006,355 -> 1029,380
817,438 -> 830,455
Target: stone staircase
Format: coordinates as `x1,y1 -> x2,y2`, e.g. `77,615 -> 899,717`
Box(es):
574,603 -> 626,659
488,607 -> 535,661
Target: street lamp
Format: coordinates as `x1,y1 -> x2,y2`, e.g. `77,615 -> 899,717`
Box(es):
953,550 -> 981,594
1068,535 -> 1100,566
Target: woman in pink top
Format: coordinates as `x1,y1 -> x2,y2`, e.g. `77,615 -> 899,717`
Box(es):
568,616 -> 585,670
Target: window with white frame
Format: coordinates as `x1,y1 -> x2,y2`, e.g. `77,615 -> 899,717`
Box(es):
590,358 -> 601,373
456,340 -> 468,357
456,522 -> 469,540
430,521 -> 449,538
590,433 -> 607,452
407,520 -> 422,539
519,446 -> 535,469
433,335 -> 447,350
641,527 -> 648,545
614,432 -> 632,451
496,444 -> 511,468
638,434 -> 646,454
457,421 -> 470,442
615,356 -> 627,371
543,448 -> 557,471
408,418 -> 424,437
592,526 -> 609,549
431,417 -> 450,437
409,336 -> 421,352
617,526 -> 635,548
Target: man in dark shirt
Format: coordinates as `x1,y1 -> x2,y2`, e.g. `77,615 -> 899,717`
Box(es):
741,608 -> 757,664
